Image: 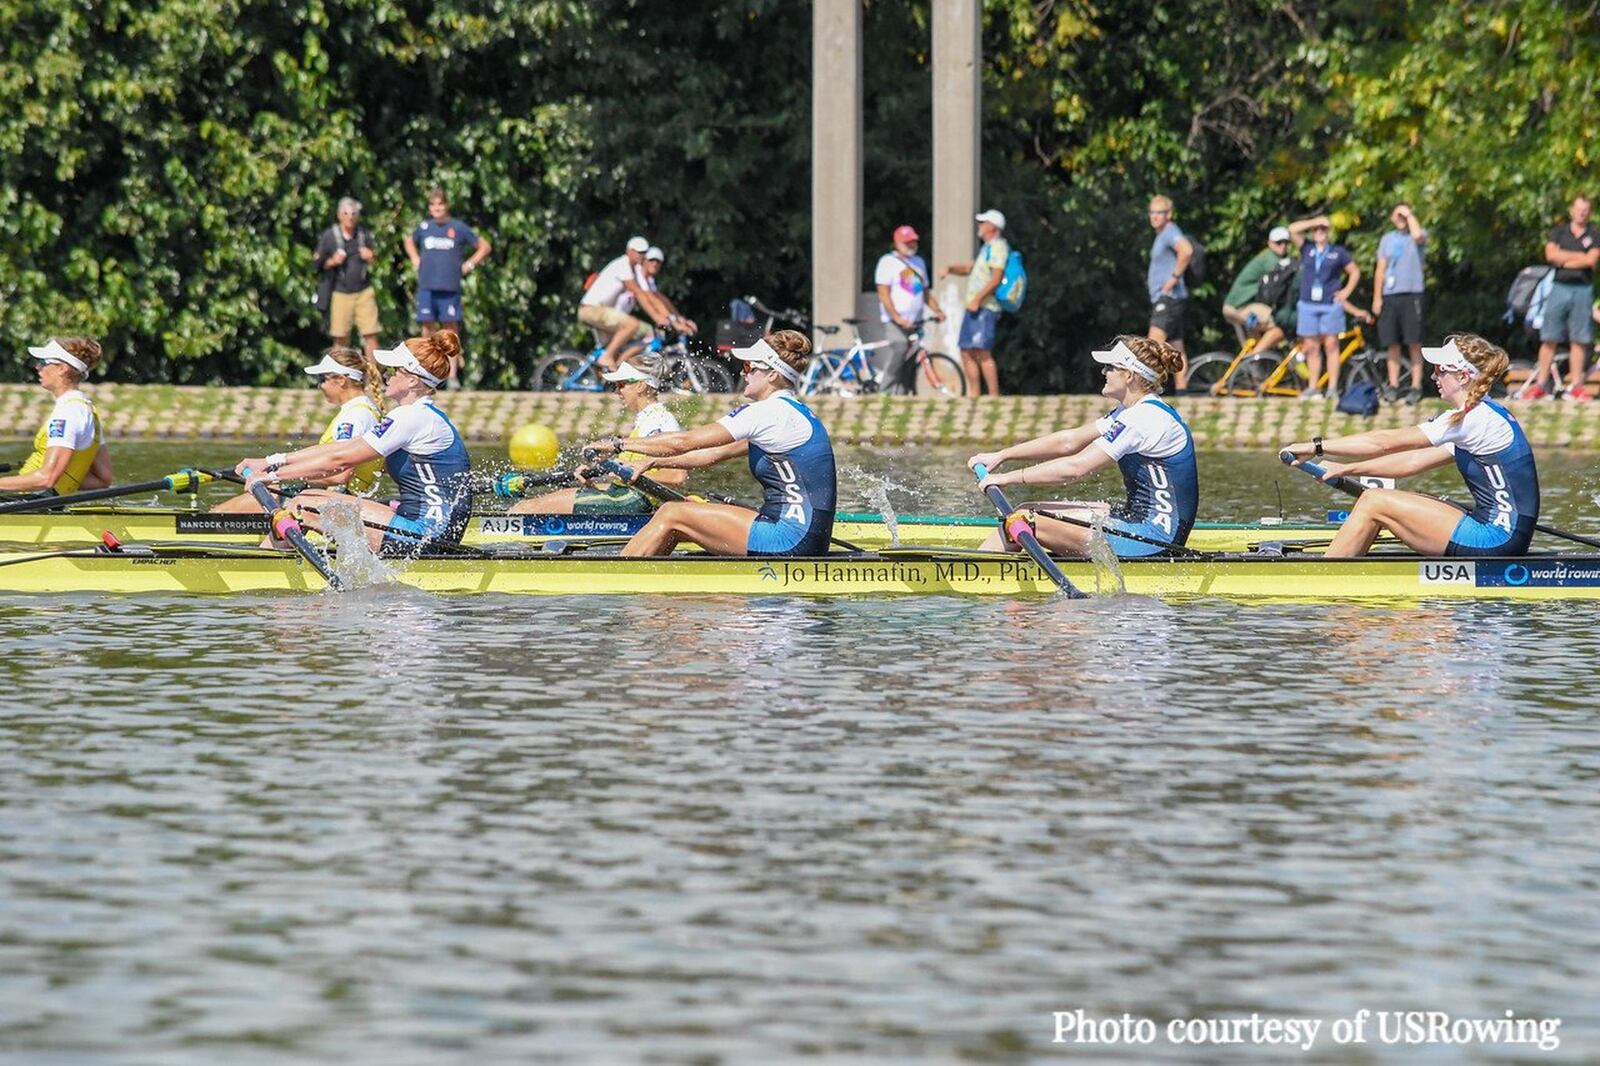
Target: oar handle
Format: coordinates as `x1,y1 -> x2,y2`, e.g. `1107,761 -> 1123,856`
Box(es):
972,464 -> 1084,598
243,468 -> 343,591
1278,451 -> 1367,500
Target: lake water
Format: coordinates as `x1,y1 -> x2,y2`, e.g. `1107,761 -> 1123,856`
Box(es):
2,442 -> 1598,1062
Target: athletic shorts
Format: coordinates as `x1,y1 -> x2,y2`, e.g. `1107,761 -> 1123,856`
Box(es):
957,307 -> 999,350
1540,281 -> 1595,344
1148,297 -> 1186,338
416,288 -> 463,323
329,287 -> 381,338
1445,515 -> 1531,558
747,514 -> 833,556
578,304 -> 652,346
1103,516 -> 1182,558
573,484 -> 653,515
1377,292 -> 1424,348
1297,300 -> 1346,338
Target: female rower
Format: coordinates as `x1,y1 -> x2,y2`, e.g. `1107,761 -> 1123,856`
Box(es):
1280,334 -> 1536,557
967,335 -> 1196,556
0,338 -> 113,497
213,347 -> 386,513
236,332 -> 473,553
588,330 -> 836,557
508,355 -> 685,515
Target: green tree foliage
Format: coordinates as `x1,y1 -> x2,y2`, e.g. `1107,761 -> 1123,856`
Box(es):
0,0 -> 1593,389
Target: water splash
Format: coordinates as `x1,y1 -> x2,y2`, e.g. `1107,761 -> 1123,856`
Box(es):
1083,511 -> 1128,596
320,499 -> 398,588
842,464 -> 922,546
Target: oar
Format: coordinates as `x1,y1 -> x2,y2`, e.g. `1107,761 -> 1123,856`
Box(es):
0,468 -> 214,515
0,463 -> 13,474
1023,508 -> 1211,559
241,469 -> 344,591
488,470 -> 577,499
595,458 -> 869,553
1279,451 -> 1600,552
970,464 -> 1085,598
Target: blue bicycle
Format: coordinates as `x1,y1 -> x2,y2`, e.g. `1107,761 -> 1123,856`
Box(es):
532,330 -> 734,393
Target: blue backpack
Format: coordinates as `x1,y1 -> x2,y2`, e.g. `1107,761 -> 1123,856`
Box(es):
996,248 -> 1027,313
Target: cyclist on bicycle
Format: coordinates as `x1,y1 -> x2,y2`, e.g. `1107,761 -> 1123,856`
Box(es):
579,236 -> 667,371
639,246 -> 699,338
873,225 -> 945,394
1222,225 -> 1295,355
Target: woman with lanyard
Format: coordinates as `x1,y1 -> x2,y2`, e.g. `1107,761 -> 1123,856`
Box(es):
236,332 -> 473,553
0,338 -> 113,497
588,330 -> 836,557
1280,334 -> 1537,557
967,335 -> 1197,557
213,347 -> 386,513
507,354 -> 685,516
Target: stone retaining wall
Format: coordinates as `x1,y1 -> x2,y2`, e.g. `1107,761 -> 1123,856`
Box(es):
3,384 -> 1599,449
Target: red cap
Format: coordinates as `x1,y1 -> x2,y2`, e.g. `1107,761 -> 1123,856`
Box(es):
892,225 -> 919,244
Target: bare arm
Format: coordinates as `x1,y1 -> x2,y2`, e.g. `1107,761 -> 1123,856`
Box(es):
1281,425 -> 1433,460
1287,215 -> 1328,251
981,443 -> 1117,490
464,235 -> 491,271
1330,445 -> 1456,480
240,438 -> 382,484
632,440 -> 747,472
403,233 -> 420,269
0,447 -> 74,492
602,422 -> 736,458
969,424 -> 1102,470
83,447 -> 114,490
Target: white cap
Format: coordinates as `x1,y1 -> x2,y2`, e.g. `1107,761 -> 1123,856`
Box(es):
1422,339 -> 1477,377
374,341 -> 443,387
626,236 -> 649,253
1090,340 -> 1159,383
645,245 -> 665,262
975,209 -> 1007,230
28,339 -> 89,375
733,337 -> 802,385
1268,225 -> 1291,242
303,354 -> 364,382
600,359 -> 661,389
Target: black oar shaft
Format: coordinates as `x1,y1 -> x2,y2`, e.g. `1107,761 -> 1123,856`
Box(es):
0,469 -> 209,515
971,465 -> 1085,598
245,475 -> 343,590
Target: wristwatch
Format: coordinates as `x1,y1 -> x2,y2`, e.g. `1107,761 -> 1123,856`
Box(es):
1313,436 -> 1324,458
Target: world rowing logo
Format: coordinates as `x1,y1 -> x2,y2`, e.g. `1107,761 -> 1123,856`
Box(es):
758,564 -> 777,581
1502,563 -> 1530,586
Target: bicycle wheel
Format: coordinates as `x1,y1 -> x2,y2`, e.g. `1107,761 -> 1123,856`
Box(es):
911,352 -> 967,396
532,350 -> 600,392
1341,350 -> 1385,388
805,355 -> 854,396
669,356 -> 735,394
1183,352 -> 1236,394
1235,352 -> 1282,393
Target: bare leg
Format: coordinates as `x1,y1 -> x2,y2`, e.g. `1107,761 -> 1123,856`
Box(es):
1568,341 -> 1587,391
1256,325 -> 1285,353
1303,337 -> 1323,389
508,487 -> 580,515
212,491 -> 265,514
1386,344 -> 1403,389
973,350 -> 1001,395
1324,489 -> 1462,557
361,333 -> 379,359
979,511 -> 1096,556
1324,334 -> 1342,393
622,499 -> 757,557
960,348 -> 981,395
287,489 -> 406,553
1408,344 -> 1424,390
1531,341 -> 1557,391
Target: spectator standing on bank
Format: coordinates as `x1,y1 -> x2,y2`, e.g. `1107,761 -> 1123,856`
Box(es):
1287,214 -> 1368,399
1372,203 -> 1428,405
1146,195 -> 1193,389
1522,195 -> 1598,401
403,186 -> 491,388
1222,225 -> 1294,355
944,209 -> 1009,396
313,198 -> 380,358
874,225 -> 944,394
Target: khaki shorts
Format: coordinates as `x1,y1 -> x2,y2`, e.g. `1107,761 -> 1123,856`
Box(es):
330,288 -> 381,338
578,304 -> 651,346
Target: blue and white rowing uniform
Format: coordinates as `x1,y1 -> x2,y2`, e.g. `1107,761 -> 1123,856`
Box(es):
1090,396 -> 1199,557
1418,400 -> 1539,556
361,398 -> 474,552
718,392 -> 836,556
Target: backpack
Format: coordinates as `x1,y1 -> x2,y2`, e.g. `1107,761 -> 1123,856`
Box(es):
1182,236 -> 1207,287
1337,381 -> 1379,417
1255,260 -> 1297,308
1505,265 -> 1554,330
996,248 -> 1027,312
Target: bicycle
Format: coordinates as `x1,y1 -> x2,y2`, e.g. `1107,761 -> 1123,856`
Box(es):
1189,322 -> 1381,398
532,329 -> 731,394
895,322 -> 966,396
797,318 -> 891,396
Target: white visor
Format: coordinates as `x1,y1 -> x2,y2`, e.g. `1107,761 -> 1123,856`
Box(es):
733,337 -> 801,385
1422,339 -> 1477,377
303,354 -> 364,382
600,363 -> 660,389
28,340 -> 89,375
1090,340 -> 1160,383
374,342 -> 443,387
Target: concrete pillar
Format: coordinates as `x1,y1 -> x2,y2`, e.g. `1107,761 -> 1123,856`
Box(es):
811,0 -> 862,340
932,0 -> 981,353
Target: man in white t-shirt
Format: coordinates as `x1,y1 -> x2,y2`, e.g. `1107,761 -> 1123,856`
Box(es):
873,225 -> 945,394
579,236 -> 666,370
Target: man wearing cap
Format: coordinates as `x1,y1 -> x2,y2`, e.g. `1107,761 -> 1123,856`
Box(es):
1372,203 -> 1428,404
0,338 -> 113,497
945,209 -> 1010,395
1222,226 -> 1295,355
580,236 -> 666,371
1145,195 -> 1193,387
509,354 -> 685,517
313,197 -> 381,358
638,246 -> 698,339
873,225 -> 944,394
402,186 -> 491,388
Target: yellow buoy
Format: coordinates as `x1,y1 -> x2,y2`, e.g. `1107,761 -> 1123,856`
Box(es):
508,423 -> 560,469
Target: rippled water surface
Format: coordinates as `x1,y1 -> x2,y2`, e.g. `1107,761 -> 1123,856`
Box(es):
3,444 -> 1599,1062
